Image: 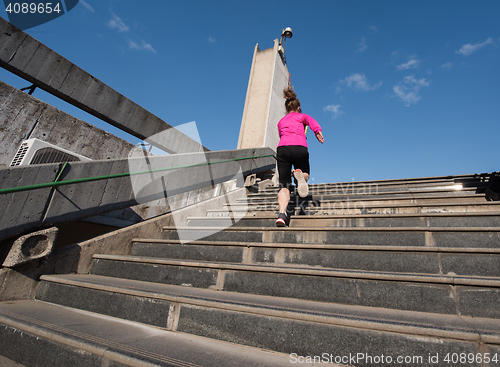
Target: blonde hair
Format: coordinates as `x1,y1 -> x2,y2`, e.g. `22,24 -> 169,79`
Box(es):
283,87 -> 300,113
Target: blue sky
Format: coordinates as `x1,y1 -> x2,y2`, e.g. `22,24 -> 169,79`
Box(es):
1,0 -> 499,184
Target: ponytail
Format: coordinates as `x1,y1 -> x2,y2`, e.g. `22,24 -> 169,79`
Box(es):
283,87 -> 301,113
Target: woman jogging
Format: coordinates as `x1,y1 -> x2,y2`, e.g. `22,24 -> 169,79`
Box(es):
276,87 -> 324,227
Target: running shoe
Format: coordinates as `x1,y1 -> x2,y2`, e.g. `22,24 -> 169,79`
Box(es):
276,212 -> 290,227
293,169 -> 309,198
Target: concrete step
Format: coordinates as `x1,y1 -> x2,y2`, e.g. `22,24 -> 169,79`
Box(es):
130,239 -> 500,277
187,212 -> 500,228
256,182 -> 470,197
243,194 -> 489,208
244,187 -> 481,204
225,193 -> 491,213
87,254 -> 500,318
259,173 -> 491,194
259,177 -> 454,192
207,200 -> 500,217
162,226 -> 500,248
30,274 -> 500,367
0,299 -> 299,367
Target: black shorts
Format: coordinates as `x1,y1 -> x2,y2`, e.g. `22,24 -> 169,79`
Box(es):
276,145 -> 310,190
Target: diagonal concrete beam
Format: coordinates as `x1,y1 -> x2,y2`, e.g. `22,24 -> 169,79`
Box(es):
0,147 -> 276,241
0,17 -> 206,154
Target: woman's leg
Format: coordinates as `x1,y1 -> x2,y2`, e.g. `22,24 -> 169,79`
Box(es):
278,187 -> 290,214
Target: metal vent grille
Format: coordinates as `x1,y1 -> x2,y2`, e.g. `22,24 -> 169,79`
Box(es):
30,147 -> 82,165
10,143 -> 29,166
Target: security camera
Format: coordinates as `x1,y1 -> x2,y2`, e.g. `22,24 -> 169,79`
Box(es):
282,27 -> 293,39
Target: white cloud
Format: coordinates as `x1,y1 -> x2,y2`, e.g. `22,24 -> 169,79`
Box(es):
457,37 -> 494,56
208,36 -> 216,44
127,39 -> 157,54
324,104 -> 344,119
357,37 -> 367,52
393,75 -> 430,106
80,0 -> 94,12
441,62 -> 453,69
370,26 -> 379,32
396,58 -> 420,70
106,13 -> 129,33
338,73 -> 382,92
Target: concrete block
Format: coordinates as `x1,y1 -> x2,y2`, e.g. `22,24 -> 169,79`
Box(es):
262,247 -> 442,274
6,33 -> 39,72
441,253 -> 500,277
222,269 -> 458,314
140,114 -> 168,146
2,227 -> 57,267
115,97 -> 136,129
90,258 -> 219,289
0,322 -> 104,367
432,230 -> 500,248
457,286 -> 500,319
162,228 -> 265,243
0,164 -> 59,240
0,17 -> 21,46
79,77 -> 105,114
0,25 -> 27,69
46,57 -> 73,92
22,42 -> 52,77
34,49 -> 66,86
63,65 -> 94,102
121,103 -> 151,139
35,281 -> 171,328
131,242 -> 245,263
177,304 -> 484,367
99,159 -> 134,207
43,160 -> 128,223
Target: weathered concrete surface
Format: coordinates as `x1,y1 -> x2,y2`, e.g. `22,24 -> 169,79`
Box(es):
0,147 -> 276,241
0,80 -> 137,167
0,17 -> 206,154
2,227 -> 57,267
237,40 -> 289,150
0,300 -> 306,367
0,186 -> 248,301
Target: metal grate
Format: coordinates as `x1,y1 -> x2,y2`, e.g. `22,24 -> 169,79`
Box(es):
30,147 -> 81,165
10,143 -> 29,166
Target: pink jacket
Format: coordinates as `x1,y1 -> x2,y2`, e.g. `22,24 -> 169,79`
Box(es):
277,112 -> 322,148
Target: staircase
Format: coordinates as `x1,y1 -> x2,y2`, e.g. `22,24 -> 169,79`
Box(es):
1,173 -> 500,366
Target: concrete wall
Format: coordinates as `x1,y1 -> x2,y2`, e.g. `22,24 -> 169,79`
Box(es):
0,80 -> 137,167
237,39 -> 289,150
0,186 -> 249,301
0,148 -> 276,241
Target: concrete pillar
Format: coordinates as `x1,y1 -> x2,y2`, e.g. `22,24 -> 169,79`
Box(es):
237,39 -> 289,150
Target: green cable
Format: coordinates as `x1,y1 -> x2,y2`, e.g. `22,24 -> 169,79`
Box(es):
53,161 -> 68,183
0,154 -> 276,195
